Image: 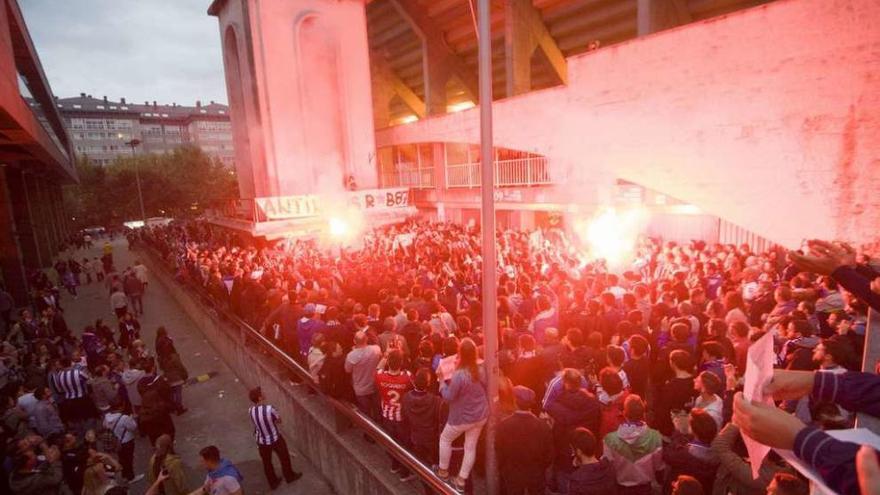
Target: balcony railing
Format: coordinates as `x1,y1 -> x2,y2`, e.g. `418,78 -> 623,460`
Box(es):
380,162 -> 435,189
446,156 -> 551,188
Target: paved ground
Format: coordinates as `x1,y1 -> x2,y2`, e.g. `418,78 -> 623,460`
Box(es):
56,237 -> 334,495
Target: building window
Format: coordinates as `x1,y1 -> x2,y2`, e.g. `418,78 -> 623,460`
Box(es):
109,105 -> 117,109
96,105 -> 105,109
73,104 -> 82,109
121,106 -> 128,110
161,113 -> 168,117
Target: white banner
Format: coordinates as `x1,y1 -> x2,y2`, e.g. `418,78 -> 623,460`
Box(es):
255,195 -> 319,220
255,188 -> 411,221
348,187 -> 411,211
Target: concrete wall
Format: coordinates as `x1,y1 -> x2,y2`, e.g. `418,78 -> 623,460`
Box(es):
214,0 -> 377,199
139,248 -> 419,495
215,0 -> 266,199
376,0 -> 880,249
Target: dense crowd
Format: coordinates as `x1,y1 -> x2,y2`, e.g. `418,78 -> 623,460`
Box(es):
0,237 -> 263,495
136,219 -> 880,495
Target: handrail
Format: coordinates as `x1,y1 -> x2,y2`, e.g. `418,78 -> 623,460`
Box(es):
141,247 -> 459,495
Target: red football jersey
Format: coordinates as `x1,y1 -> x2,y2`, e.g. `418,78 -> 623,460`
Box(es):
375,370 -> 412,422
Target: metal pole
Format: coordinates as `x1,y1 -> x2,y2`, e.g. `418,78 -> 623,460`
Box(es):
130,143 -> 147,224
477,0 -> 499,493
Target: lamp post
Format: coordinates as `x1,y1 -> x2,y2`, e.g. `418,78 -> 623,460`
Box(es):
123,137 -> 147,226
477,0 -> 500,494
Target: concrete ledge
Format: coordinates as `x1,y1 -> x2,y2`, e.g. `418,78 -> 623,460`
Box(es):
138,248 -> 420,495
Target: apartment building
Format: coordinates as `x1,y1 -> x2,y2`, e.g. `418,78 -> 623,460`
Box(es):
56,93 -> 234,166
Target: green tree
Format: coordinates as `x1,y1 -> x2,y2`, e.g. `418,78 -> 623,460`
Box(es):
65,146 -> 237,228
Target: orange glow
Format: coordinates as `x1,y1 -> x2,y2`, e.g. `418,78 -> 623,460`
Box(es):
321,202 -> 366,248
447,101 -> 475,113
328,216 -> 349,238
576,207 -> 646,266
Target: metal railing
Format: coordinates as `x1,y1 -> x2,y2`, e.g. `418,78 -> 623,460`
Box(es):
381,162 -> 435,189
446,156 -> 551,188
141,247 -> 457,495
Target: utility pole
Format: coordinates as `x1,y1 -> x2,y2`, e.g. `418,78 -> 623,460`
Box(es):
477,0 -> 500,493
123,138 -> 147,225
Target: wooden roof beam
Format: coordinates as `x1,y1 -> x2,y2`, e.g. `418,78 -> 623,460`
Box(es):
504,0 -> 567,96
371,50 -> 426,121
390,0 -> 479,114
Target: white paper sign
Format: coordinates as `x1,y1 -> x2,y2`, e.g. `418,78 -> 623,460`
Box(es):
742,330 -> 776,479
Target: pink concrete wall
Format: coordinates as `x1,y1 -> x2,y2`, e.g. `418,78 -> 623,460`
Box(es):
376,0 -> 880,248
214,0 -> 376,198
249,0 -> 377,195
215,0 -> 269,198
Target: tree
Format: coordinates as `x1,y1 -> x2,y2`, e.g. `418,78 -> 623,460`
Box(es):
64,146 -> 237,228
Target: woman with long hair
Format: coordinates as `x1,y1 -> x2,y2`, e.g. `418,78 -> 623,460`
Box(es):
81,452 -> 122,495
146,434 -> 188,495
437,338 -> 488,492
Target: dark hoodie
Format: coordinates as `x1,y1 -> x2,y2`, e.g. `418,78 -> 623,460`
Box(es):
568,458 -> 617,495
783,336 -> 819,371
9,461 -> 64,495
402,388 -> 441,446
547,389 -> 601,468
662,433 -> 720,492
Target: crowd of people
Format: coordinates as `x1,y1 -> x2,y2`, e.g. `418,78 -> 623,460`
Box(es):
135,218 -> 880,495
0,236 -> 270,495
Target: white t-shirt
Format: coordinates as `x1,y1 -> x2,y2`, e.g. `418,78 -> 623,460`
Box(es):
17,393 -> 38,416
204,475 -> 241,495
695,394 -> 724,427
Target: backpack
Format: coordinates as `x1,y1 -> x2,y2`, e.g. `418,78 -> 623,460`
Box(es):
139,385 -> 170,423
99,414 -> 125,453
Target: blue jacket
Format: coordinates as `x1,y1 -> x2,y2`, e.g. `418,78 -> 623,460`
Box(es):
440,368 -> 489,426
831,265 -> 880,313
793,371 -> 880,495
208,458 -> 243,482
296,318 -> 325,358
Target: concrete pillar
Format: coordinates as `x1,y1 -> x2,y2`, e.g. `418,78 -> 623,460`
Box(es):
390,0 -> 479,115
5,168 -> 42,269
211,0 -> 378,198
432,143 -> 447,190
23,173 -> 52,266
36,178 -> 60,255
505,0 -> 538,97
424,59 -> 451,117
370,52 -> 395,129
52,184 -> 69,241
0,168 -> 31,305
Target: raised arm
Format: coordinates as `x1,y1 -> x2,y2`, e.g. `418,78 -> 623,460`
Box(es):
793,427 -> 863,495
811,370 -> 880,418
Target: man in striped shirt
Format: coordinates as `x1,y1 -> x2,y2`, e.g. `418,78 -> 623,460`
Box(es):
248,387 -> 301,489
54,357 -> 97,430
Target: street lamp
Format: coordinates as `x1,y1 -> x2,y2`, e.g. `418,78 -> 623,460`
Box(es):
123,137 -> 147,226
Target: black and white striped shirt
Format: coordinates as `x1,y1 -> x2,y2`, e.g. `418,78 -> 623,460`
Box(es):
249,404 -> 280,445
54,368 -> 88,400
